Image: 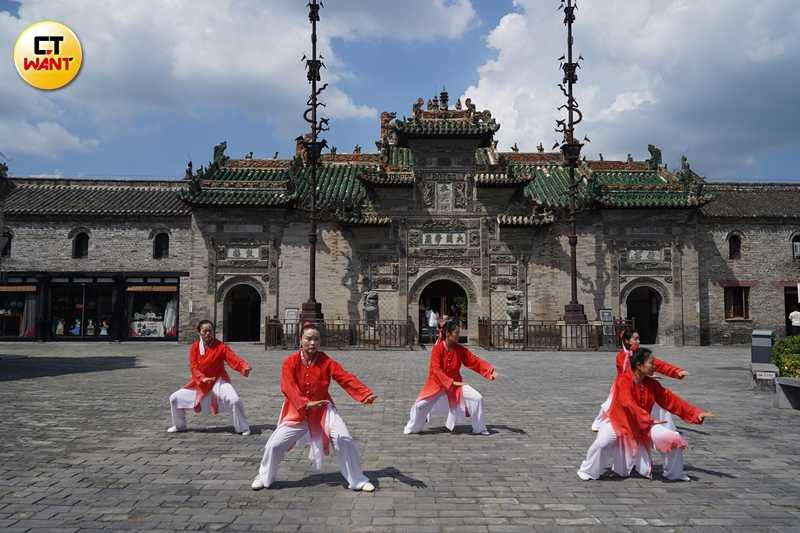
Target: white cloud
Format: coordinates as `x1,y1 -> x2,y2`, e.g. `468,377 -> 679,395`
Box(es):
465,0 -> 800,179
0,1 -> 476,161
0,118 -> 99,157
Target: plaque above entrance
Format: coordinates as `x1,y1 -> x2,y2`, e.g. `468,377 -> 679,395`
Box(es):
422,232 -> 466,247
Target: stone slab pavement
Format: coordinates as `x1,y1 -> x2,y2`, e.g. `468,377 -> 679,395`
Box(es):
0,341 -> 799,532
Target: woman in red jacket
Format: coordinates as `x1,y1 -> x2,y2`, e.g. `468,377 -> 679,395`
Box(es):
591,330 -> 688,431
168,320 -> 252,435
404,319 -> 497,435
251,323 -> 377,492
578,347 -> 713,481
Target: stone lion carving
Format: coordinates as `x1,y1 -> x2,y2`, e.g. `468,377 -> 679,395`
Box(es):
506,290 -> 523,327
362,289 -> 379,324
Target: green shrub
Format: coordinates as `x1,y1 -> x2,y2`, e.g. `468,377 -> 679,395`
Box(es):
773,335 -> 800,378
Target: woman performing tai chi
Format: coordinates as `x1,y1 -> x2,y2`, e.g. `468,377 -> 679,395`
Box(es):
591,330 -> 688,432
252,323 -> 377,492
404,319 -> 497,436
168,320 -> 252,435
578,347 -> 713,481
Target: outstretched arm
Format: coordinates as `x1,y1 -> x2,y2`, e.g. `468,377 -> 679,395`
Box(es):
223,345 -> 252,376
330,359 -> 374,403
652,380 -> 703,424
460,346 -> 495,380
653,357 -> 686,379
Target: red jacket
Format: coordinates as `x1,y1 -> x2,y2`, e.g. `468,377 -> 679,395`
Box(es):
416,341 -> 495,408
182,339 -> 251,413
608,372 -> 703,453
278,351 -> 373,456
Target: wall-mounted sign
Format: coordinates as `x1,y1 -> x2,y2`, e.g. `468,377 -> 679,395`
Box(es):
226,247 -> 260,260
422,232 -> 466,247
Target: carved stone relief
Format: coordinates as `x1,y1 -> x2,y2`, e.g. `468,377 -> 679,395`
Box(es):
454,181 -> 467,209
469,230 -> 480,248
437,183 -> 452,211
422,183 -> 435,207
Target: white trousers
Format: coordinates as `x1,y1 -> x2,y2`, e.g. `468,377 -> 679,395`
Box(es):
404,384 -> 486,434
578,419 -> 686,480
256,407 -> 370,490
169,379 -> 250,433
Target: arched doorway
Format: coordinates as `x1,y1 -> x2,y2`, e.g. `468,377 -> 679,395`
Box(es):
626,286 -> 661,344
419,279 -> 468,343
224,284 -> 261,342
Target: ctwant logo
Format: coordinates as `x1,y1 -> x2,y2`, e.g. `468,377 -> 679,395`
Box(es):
14,21 -> 83,90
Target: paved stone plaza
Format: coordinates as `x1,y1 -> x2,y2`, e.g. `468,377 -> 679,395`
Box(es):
1,342 -> 799,533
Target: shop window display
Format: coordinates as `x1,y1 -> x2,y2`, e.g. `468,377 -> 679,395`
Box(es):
50,285 -> 114,337
0,292 -> 36,337
127,290 -> 178,338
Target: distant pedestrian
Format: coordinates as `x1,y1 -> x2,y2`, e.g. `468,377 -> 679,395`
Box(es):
427,308 -> 439,341
789,306 -> 800,336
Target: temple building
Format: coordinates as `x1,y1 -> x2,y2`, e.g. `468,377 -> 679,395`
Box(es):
1,91 -> 799,345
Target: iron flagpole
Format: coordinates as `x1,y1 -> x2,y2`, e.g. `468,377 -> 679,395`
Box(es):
557,0 -> 587,324
299,0 -> 329,324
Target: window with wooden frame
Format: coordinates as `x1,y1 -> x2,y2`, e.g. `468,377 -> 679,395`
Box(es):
792,235 -> 800,259
724,286 -> 750,320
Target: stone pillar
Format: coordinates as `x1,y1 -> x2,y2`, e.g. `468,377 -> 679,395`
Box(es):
480,217 -> 491,319
671,240 -> 685,346
396,219 -> 409,323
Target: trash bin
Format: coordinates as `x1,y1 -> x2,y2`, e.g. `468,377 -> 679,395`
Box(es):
751,329 -> 775,364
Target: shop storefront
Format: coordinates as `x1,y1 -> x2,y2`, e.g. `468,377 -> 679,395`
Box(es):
0,279 -> 39,340
0,272 -> 185,341
124,277 -> 179,340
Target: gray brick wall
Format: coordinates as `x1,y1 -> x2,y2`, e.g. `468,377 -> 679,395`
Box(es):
6,201 -> 800,347
698,220 -> 800,344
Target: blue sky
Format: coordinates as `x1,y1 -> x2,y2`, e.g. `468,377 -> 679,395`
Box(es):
2,1 -> 799,182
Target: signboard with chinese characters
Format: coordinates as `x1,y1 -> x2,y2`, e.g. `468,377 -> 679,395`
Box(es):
226,247 -> 260,260
628,249 -> 663,262
421,232 -> 466,247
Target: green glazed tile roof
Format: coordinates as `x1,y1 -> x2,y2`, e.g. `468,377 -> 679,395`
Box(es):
520,164 -> 710,209
180,160 -> 389,224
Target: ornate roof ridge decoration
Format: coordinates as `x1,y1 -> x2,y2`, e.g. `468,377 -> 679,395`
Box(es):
587,160 -> 650,172
471,168 -> 534,185
224,159 -> 290,169
361,171 -> 415,185
496,212 -> 555,226
200,179 -> 290,190
502,152 -> 564,164
390,90 -> 500,138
